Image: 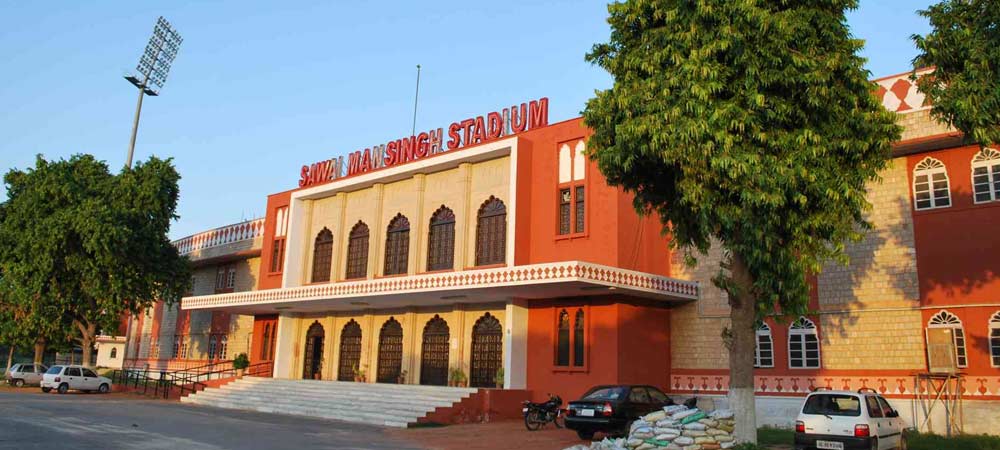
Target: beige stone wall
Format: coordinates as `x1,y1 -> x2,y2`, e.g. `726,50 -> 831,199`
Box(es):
898,109 -> 955,142
299,156 -> 510,285
670,159 -> 925,371
285,304 -> 506,384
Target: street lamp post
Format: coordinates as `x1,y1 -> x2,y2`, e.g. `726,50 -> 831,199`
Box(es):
124,16 -> 182,169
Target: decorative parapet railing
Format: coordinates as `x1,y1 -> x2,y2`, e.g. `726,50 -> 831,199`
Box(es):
182,260 -> 699,310
875,68 -> 933,114
172,218 -> 265,256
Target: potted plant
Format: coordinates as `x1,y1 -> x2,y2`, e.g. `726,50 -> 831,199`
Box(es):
232,353 -> 250,377
494,367 -> 504,389
450,367 -> 467,387
353,363 -> 367,383
397,369 -> 407,384
448,367 -> 458,387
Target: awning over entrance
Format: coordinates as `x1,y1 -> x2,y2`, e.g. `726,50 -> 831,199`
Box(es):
181,260 -> 699,314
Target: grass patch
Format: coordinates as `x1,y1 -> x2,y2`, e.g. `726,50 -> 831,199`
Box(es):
757,426 -> 794,446
906,430 -> 1000,450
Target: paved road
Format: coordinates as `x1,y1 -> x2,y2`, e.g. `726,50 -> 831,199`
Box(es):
0,390 -> 422,450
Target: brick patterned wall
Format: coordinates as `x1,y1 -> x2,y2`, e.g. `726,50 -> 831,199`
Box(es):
819,309 -> 925,369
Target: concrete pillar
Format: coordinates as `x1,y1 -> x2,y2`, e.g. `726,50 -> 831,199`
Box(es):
504,299 -> 528,389
271,314 -> 299,379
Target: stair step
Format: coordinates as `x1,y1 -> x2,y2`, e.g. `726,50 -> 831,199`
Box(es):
180,378 -> 479,428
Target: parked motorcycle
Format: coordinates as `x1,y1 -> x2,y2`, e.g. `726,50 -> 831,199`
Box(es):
522,394 -> 564,431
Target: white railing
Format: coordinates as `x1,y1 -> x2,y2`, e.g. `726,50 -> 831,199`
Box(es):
173,218 -> 265,255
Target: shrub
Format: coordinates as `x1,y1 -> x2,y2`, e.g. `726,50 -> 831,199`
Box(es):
232,353 -> 250,370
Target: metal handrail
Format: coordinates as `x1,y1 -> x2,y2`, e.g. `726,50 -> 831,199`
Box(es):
112,360 -> 275,399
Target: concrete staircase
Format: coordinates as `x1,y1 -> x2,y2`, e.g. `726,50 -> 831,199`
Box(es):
180,377 -> 479,427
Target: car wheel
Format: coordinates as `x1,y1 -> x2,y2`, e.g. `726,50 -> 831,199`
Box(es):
870,438 -> 878,450
99,383 -> 110,394
13,379 -> 24,388
898,434 -> 908,450
57,383 -> 69,394
576,430 -> 595,441
41,387 -> 52,393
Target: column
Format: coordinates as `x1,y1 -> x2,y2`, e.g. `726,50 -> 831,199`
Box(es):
271,313 -> 299,379
504,299 -> 528,389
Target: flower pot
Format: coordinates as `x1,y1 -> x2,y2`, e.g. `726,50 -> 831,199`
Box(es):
237,368 -> 246,377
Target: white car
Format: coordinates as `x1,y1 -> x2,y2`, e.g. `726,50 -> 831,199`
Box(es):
41,365 -> 112,394
794,389 -> 906,450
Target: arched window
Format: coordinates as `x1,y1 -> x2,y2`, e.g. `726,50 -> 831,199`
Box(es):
990,312 -> 1000,367
383,214 -> 410,275
337,320 -> 363,381
475,196 -> 506,266
556,310 -> 570,366
208,335 -> 218,360
427,206 -> 455,271
420,315 -> 450,386
573,309 -> 585,367
972,148 -> 1000,203
311,228 -> 334,283
755,322 -> 774,368
929,310 -> 968,368
913,157 -> 951,210
376,317 -> 403,383
110,347 -> 118,359
345,221 -> 370,279
788,317 -> 820,369
219,335 -> 228,360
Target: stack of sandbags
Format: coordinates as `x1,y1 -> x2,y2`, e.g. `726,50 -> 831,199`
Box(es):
611,405 -> 738,450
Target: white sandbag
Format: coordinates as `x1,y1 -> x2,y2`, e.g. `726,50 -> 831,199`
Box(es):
673,436 -> 695,446
631,420 -> 652,431
694,436 -> 716,444
709,409 -> 734,419
714,435 -> 733,443
656,419 -> 680,427
682,445 -> 702,450
654,427 -> 682,435
626,438 -> 643,447
698,419 -> 718,428
562,445 -> 590,450
672,408 -> 701,420
635,444 -> 655,450
706,429 -> 728,436
681,430 -> 707,437
682,423 -> 707,431
643,410 -> 668,422
663,404 -> 688,414
720,441 -> 735,449
654,433 -> 679,441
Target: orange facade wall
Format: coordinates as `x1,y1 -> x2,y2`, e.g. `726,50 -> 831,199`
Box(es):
258,190 -> 293,290
525,297 -> 671,403
907,145 -> 1000,308
514,118 -> 673,276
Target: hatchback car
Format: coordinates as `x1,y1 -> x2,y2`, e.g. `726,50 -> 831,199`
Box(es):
565,385 -> 674,440
40,365 -> 112,394
5,363 -> 48,387
795,389 -> 906,450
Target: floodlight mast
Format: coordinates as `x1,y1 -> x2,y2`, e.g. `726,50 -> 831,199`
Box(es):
124,16 -> 182,169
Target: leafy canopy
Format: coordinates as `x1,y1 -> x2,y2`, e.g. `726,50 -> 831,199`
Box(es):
0,155 -> 191,338
583,0 -> 901,317
913,0 -> 1000,148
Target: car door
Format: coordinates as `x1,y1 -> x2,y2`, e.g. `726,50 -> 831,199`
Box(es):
81,368 -> 100,390
864,395 -> 889,449
25,365 -> 41,384
627,386 -> 653,418
64,367 -> 82,389
876,396 -> 901,449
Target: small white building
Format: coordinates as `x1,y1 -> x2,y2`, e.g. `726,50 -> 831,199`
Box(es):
95,335 -> 126,369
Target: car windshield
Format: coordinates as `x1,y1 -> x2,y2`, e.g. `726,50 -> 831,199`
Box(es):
46,366 -> 63,375
803,394 -> 862,417
582,387 -> 627,401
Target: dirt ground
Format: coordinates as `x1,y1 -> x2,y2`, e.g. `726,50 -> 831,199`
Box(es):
392,420 -> 585,450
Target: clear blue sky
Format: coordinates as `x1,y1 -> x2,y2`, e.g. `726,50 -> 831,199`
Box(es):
0,1 -> 934,240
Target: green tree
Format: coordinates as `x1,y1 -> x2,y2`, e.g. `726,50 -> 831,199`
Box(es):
0,155 -> 191,367
912,0 -> 1000,148
583,1 -> 900,442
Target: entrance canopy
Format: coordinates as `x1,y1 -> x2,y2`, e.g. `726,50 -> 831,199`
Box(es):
181,260 -> 699,314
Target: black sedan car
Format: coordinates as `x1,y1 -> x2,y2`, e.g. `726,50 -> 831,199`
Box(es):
564,385 -> 674,440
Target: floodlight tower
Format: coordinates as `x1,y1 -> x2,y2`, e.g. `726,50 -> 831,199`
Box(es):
124,16 -> 182,169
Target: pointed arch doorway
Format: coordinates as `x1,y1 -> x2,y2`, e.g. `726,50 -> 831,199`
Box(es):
337,320 -> 363,381
302,321 -> 325,380
419,315 -> 450,386
377,318 -> 403,383
470,313 -> 503,388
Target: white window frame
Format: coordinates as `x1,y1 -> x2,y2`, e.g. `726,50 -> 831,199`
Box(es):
972,149 -> 1000,204
990,311 -> 1000,368
788,316 -> 821,369
928,310 -> 968,368
755,322 -> 774,368
913,157 -> 952,210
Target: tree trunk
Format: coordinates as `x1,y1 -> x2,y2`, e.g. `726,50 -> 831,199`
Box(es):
5,346 -> 13,374
75,320 -> 97,368
728,251 -> 758,444
33,337 -> 45,364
